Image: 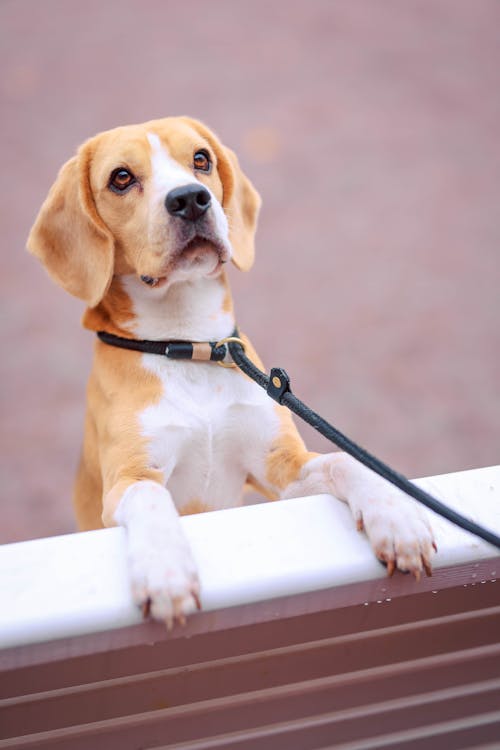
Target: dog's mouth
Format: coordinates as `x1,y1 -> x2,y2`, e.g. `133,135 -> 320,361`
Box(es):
140,274 -> 165,288
140,237 -> 227,289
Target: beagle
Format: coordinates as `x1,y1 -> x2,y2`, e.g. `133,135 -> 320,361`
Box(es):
28,117 -> 435,627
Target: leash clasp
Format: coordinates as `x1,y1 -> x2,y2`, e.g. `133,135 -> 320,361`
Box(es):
215,336 -> 247,368
267,367 -> 291,403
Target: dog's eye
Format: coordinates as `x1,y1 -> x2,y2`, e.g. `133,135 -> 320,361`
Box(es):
193,150 -> 211,173
109,168 -> 136,193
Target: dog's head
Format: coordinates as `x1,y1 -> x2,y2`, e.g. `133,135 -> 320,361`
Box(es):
27,117 -> 261,307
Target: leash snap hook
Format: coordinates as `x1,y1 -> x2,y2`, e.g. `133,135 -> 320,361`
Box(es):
267,367 -> 291,403
215,336 -> 247,368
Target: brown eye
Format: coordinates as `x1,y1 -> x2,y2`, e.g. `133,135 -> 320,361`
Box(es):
193,150 -> 211,173
109,168 -> 136,193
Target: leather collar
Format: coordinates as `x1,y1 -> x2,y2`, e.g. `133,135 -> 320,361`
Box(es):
97,328 -> 239,365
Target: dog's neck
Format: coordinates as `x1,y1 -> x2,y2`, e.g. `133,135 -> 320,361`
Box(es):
82,271 -> 235,342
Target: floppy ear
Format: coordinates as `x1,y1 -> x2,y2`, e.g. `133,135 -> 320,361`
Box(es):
219,145 -> 261,271
27,142 -> 114,307
181,118 -> 261,271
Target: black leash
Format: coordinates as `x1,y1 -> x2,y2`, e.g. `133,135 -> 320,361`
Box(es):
227,338 -> 500,551
96,328 -> 500,550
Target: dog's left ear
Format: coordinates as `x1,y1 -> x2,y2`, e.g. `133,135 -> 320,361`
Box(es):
181,118 -> 261,271
218,145 -> 261,271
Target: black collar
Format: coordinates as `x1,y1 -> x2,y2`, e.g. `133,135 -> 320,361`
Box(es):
97,328 -> 239,364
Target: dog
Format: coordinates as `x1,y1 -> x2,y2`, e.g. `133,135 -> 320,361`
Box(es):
27,116 -> 435,627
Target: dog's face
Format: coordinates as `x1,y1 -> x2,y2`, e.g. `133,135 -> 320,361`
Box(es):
28,117 -> 261,306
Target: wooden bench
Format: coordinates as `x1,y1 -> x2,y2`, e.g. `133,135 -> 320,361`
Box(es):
1,466 -> 499,748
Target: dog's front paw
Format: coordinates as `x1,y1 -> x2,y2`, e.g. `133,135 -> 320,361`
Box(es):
357,493 -> 436,579
129,538 -> 201,628
115,480 -> 202,628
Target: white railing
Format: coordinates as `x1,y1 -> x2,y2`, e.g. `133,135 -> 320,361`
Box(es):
1,465 -> 499,652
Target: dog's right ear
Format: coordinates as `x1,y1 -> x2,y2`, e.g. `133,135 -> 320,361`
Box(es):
27,142 -> 114,308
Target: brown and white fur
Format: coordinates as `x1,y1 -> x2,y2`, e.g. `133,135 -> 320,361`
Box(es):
28,117 -> 435,627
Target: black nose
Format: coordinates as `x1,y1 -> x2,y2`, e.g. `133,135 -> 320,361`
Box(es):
165,184 -> 211,221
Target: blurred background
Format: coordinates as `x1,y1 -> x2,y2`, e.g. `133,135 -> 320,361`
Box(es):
1,0 -> 499,543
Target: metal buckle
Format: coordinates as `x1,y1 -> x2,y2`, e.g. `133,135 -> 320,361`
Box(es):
215,336 -> 246,368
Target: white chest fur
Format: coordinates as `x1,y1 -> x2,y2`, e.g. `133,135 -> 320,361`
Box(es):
140,355 -> 279,511
121,273 -> 280,511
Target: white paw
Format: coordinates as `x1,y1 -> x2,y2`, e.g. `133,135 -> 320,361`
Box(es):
355,492 -> 436,579
129,539 -> 200,627
315,452 -> 437,579
115,480 -> 201,628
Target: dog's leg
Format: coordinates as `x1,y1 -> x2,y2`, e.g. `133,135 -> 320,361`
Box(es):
104,479 -> 200,627
260,407 -> 435,578
282,452 -> 435,578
